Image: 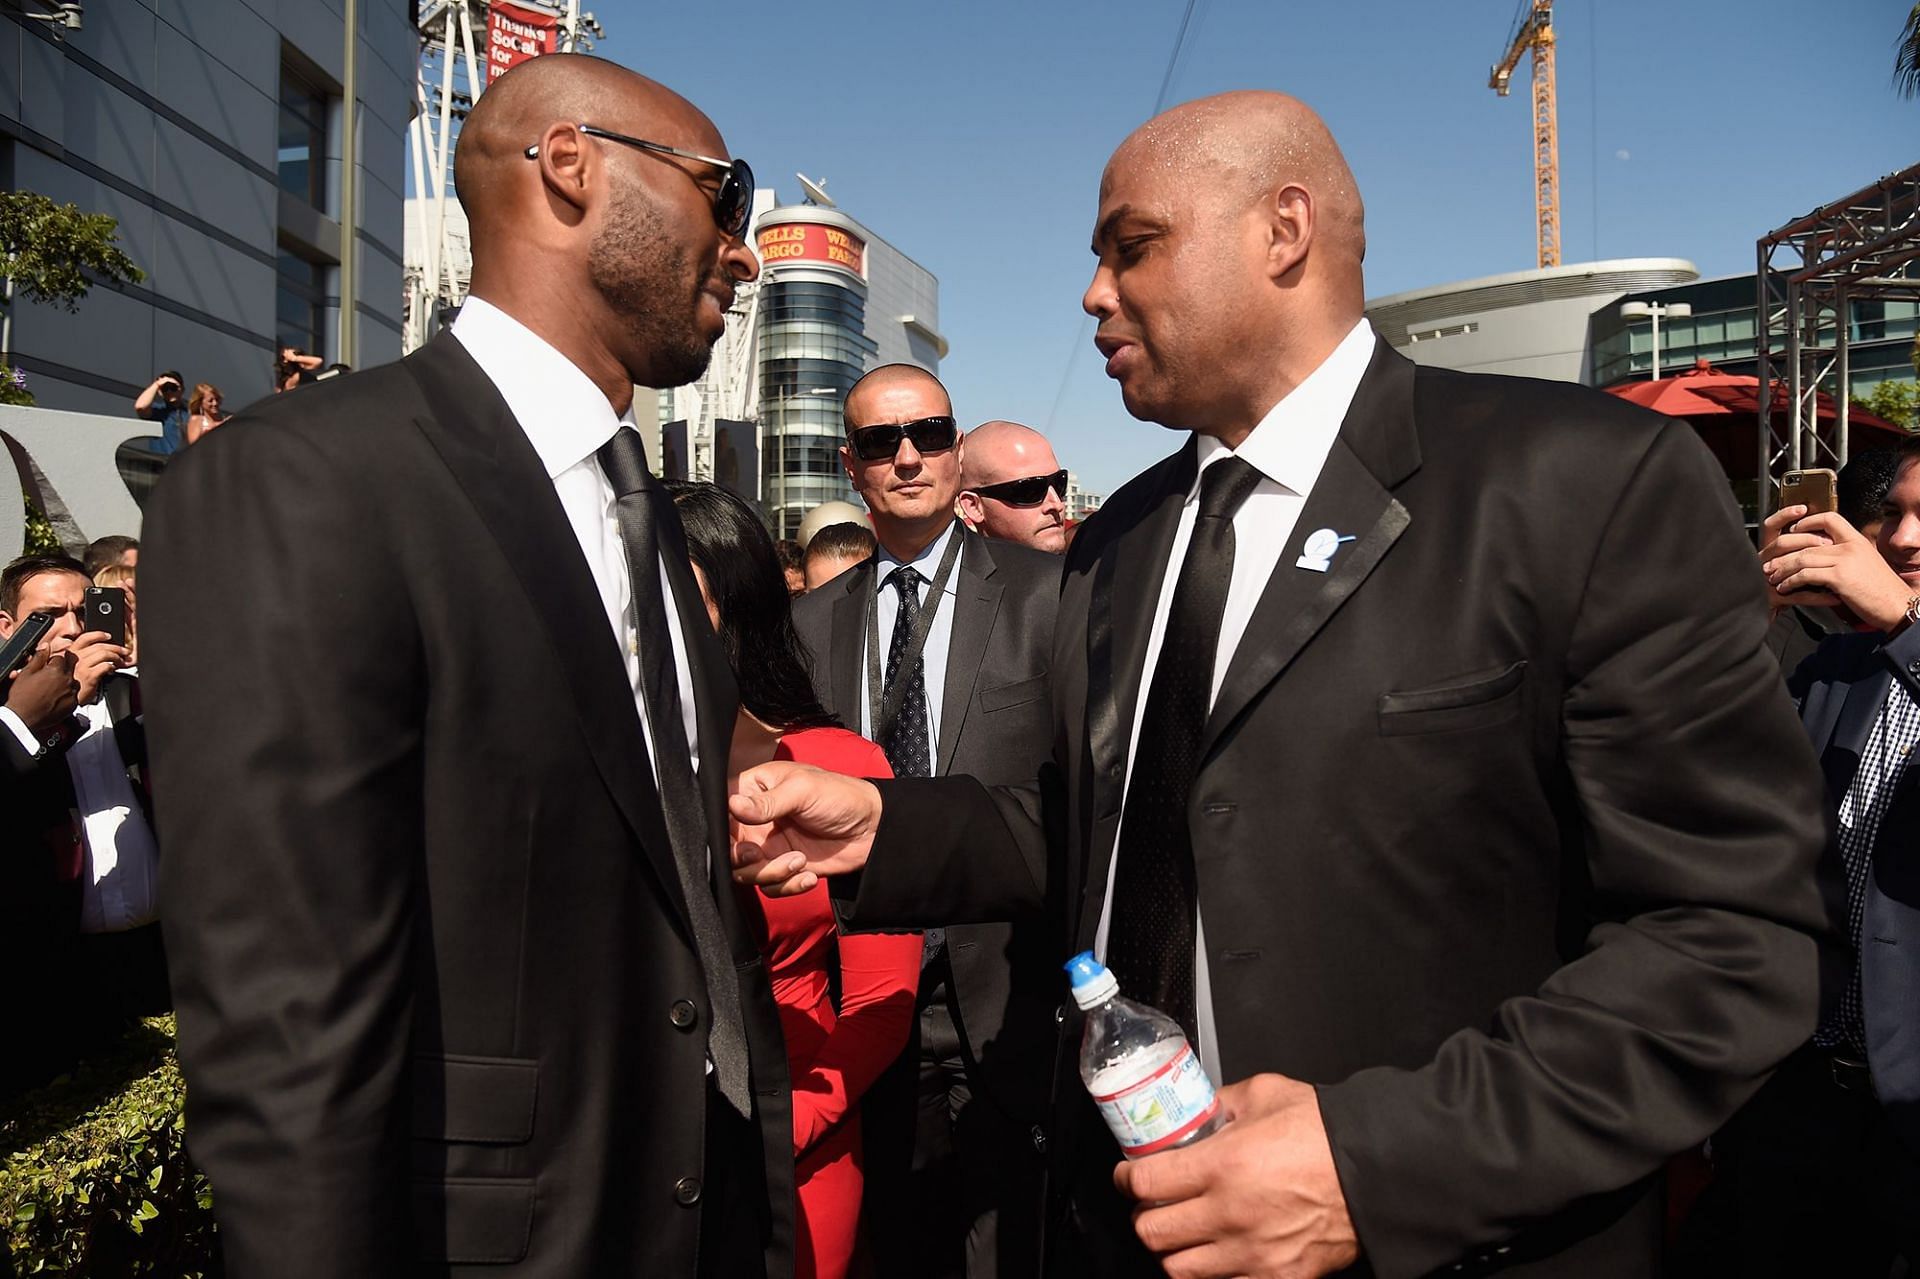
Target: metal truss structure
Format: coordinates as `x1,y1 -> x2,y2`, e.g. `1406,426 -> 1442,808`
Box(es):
1756,162 -> 1920,512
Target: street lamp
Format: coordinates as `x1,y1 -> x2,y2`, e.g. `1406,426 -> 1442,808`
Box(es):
1618,300 -> 1693,381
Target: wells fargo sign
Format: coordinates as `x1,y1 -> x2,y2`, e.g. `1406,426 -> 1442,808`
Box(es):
756,222 -> 866,276
487,2 -> 559,85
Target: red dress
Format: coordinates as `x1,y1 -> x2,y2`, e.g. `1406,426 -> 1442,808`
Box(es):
739,727 -> 922,1279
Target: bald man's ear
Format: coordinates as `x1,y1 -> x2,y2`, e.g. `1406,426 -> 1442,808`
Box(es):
529,122 -> 594,219
1263,183 -> 1314,282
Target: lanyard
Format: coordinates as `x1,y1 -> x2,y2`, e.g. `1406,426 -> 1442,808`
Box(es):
865,527 -> 964,745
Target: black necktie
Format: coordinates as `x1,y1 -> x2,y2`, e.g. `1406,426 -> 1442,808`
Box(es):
597,427 -> 751,1117
1106,456 -> 1264,1041
879,565 -> 933,779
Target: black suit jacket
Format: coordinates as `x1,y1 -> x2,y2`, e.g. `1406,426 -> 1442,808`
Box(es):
140,334 -> 793,1277
792,526 -> 1061,1124
1789,625 -> 1920,1154
836,342 -> 1829,1278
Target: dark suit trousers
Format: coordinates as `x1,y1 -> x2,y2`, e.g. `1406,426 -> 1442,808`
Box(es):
1672,1045 -> 1920,1277
862,956 -> 1043,1279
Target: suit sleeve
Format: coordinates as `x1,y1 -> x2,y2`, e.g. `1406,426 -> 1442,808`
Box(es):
1315,421 -> 1830,1277
141,422 -> 424,1279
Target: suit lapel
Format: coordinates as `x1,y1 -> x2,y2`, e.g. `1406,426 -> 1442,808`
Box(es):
937,531 -> 1002,775
1823,662 -> 1895,803
1077,443 -> 1195,947
1201,341 -> 1421,759
827,560 -> 873,725
402,333 -> 693,929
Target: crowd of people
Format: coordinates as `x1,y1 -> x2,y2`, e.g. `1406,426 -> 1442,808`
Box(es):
131,347 -> 350,455
3,49 -> 1914,1279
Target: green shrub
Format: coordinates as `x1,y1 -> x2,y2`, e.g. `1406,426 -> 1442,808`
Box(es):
0,1016 -> 220,1276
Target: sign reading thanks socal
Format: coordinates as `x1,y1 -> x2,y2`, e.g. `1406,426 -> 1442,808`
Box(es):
487,2 -> 559,85
756,222 -> 867,277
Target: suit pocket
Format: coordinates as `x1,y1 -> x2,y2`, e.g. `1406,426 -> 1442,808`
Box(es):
413,1177 -> 535,1264
412,1054 -> 538,1144
979,674 -> 1048,713
1377,660 -> 1528,737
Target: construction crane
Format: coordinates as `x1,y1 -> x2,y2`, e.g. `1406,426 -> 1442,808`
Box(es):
1488,0 -> 1560,269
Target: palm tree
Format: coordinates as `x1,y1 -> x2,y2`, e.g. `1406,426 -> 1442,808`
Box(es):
1899,2 -> 1920,98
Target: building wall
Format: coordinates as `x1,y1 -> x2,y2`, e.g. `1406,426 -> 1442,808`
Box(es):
0,0 -> 411,420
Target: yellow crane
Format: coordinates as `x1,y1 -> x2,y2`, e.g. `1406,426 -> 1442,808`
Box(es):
1489,0 -> 1560,269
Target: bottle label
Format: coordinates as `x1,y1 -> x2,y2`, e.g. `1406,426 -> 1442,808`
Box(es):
1090,1043 -> 1220,1156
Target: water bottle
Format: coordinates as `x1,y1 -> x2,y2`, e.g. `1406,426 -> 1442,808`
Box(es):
1066,951 -> 1223,1158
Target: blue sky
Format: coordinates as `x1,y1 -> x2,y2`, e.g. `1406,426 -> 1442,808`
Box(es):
567,0 -> 1916,495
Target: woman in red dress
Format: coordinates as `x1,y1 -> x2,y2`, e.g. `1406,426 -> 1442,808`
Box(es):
670,482 -> 921,1279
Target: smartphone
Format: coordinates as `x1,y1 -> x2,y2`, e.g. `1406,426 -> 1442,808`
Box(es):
0,610 -> 56,681
83,586 -> 126,647
1778,468 -> 1838,517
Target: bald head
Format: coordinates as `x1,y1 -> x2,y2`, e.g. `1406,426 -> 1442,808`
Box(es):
961,421 -> 1060,489
843,363 -> 950,432
448,56 -> 757,409
1108,91 -> 1365,269
1084,91 -> 1369,443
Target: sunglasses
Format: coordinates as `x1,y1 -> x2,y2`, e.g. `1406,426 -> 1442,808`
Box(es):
970,469 -> 1069,507
847,415 -> 959,462
525,124 -> 755,238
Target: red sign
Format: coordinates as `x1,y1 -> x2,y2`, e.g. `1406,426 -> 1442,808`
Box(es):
487,2 -> 559,85
756,222 -> 866,276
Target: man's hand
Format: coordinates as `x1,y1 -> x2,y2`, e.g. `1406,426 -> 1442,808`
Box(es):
1757,504 -> 1831,613
1116,1075 -> 1358,1279
1762,510 -> 1913,630
67,631 -> 130,705
727,760 -> 882,896
5,647 -> 78,737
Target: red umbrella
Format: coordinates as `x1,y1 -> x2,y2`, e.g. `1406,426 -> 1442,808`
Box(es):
1606,358 -> 1907,476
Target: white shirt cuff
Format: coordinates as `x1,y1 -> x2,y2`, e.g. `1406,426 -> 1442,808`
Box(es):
0,704 -> 45,756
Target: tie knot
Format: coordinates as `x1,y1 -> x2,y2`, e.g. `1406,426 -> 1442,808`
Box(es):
886,565 -> 923,599
1197,455 -> 1263,522
596,427 -> 652,496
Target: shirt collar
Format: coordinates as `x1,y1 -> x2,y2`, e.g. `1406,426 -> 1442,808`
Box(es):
450,296 -> 635,479
1194,318 -> 1376,497
873,519 -> 960,593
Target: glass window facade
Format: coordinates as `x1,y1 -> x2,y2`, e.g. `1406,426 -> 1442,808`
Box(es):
279,63 -> 329,210
277,249 -> 327,355
758,276 -> 878,538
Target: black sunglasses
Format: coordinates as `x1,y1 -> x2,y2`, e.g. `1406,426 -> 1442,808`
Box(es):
525,124 -> 755,238
970,469 -> 1069,507
847,415 -> 959,462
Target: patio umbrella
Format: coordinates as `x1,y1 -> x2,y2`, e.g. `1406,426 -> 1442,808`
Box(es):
1606,358 -> 1907,476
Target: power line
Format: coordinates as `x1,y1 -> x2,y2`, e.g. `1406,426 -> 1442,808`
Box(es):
1045,0 -> 1206,434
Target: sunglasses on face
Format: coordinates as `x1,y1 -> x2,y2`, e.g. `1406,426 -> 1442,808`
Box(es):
525,124 -> 755,238
971,469 -> 1069,507
847,415 -> 959,462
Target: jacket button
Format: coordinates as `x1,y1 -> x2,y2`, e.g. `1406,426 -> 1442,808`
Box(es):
674,1176 -> 702,1206
1908,659 -> 1920,677
670,999 -> 698,1030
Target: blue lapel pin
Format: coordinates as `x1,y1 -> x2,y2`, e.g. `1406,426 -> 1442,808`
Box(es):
1296,527 -> 1356,573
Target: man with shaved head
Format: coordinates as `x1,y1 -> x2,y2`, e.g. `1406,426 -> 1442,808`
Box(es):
141,56 -> 788,1277
732,90 -> 1825,1278
792,362 -> 1062,1279
958,421 -> 1070,553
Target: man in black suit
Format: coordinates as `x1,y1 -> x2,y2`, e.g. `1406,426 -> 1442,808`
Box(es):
140,58 -> 789,1277
732,91 -> 1828,1277
0,553 -> 155,1093
792,364 -> 1059,1278
1677,441 -> 1920,1273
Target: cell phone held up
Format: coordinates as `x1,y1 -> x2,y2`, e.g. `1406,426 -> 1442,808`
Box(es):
1778,468 -> 1838,519
0,610 -> 56,683
83,586 -> 127,647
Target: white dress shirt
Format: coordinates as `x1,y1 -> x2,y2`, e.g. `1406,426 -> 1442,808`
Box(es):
859,519 -> 962,758
0,674 -> 160,934
451,297 -> 700,790
1095,318 -> 1378,1081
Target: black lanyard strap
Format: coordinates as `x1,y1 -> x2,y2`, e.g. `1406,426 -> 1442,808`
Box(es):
865,526 -> 964,744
